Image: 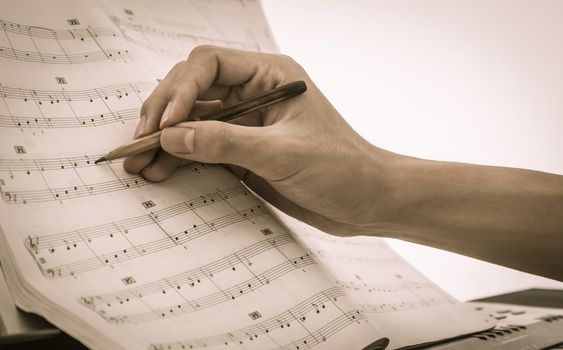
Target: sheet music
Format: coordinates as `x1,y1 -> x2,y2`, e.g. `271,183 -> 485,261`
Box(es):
0,1 -> 387,349
270,213 -> 494,349
0,1 -> 491,349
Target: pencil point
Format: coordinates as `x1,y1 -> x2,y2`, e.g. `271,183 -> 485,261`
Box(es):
94,156 -> 107,164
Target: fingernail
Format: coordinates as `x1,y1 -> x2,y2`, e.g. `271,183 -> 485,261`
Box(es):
160,101 -> 173,128
162,127 -> 195,154
134,114 -> 146,138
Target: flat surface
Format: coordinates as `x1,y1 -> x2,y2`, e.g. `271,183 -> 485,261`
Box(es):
473,288 -> 563,309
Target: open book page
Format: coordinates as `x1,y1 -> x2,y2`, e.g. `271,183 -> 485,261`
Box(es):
269,210 -> 494,349
0,0 -> 388,349
99,0 -> 279,79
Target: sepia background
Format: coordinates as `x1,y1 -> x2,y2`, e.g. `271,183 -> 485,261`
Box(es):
261,0 -> 563,301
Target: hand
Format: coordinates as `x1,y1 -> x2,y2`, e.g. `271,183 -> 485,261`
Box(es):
123,45 -> 563,279
123,45 -> 397,236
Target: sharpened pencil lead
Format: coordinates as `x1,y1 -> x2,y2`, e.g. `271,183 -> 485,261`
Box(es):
94,156 -> 107,164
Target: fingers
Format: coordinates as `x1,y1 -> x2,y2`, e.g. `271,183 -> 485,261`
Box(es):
123,148 -> 158,174
125,46 -> 305,181
141,63 -> 184,136
158,46 -> 285,128
141,150 -> 182,182
160,120 -> 273,176
124,101 -> 222,176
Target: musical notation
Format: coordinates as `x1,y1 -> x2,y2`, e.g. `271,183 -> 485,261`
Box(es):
0,108 -> 139,128
0,81 -> 153,102
110,15 -> 260,57
0,81 -> 153,128
83,234 -> 296,307
335,279 -> 452,312
30,204 -> 268,279
88,253 -> 316,324
149,287 -> 360,349
26,185 -> 248,250
0,2 -> 490,349
0,17 -> 129,64
0,46 -> 130,64
0,154 -> 102,173
24,184 -> 269,278
2,163 -> 205,204
0,19 -> 117,40
155,311 -> 367,350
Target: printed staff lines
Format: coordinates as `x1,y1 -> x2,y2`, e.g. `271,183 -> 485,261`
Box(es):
1,163 -> 204,204
275,311 -> 367,350
1,19 -> 117,40
98,254 -> 316,324
110,16 -> 260,52
26,185 -> 248,250
0,81 -> 154,102
84,234 -> 296,305
0,45 -> 130,64
151,287 -> 346,349
30,205 -> 268,279
1,107 -> 140,129
336,279 -> 454,312
0,154 -> 104,173
152,311 -> 366,350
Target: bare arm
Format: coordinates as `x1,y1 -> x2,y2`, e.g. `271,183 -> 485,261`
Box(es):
382,156 -> 563,280
123,46 -> 563,280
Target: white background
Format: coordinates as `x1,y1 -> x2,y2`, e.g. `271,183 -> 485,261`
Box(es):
261,0 -> 563,301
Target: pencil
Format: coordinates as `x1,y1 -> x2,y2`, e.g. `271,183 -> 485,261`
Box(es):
94,80 -> 307,164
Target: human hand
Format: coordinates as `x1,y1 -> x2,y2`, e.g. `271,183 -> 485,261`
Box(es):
123,46 -> 397,236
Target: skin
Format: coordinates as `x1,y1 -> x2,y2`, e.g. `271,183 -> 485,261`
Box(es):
124,45 -> 563,281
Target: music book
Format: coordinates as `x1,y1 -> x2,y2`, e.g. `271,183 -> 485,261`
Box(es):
0,0 -> 493,349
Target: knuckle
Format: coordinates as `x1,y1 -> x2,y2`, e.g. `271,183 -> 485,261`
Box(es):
171,61 -> 184,71
276,53 -> 295,64
206,123 -> 232,161
275,54 -> 299,69
269,54 -> 307,79
189,44 -> 218,59
140,98 -> 150,115
166,84 -> 180,100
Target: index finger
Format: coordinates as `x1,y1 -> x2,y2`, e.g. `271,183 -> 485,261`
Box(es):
157,45 -> 286,128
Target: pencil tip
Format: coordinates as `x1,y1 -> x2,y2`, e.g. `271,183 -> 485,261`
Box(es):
94,156 -> 106,164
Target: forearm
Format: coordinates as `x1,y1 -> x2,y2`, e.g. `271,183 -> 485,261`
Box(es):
132,47 -> 561,279
378,156 -> 563,280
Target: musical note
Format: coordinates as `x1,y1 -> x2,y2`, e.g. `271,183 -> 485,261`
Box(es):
109,15 -> 260,58
81,234 -> 295,306
2,163 -> 204,204
151,287 -> 353,349
0,81 -> 153,102
0,154 -> 105,173
30,204 -> 268,278
0,81 -> 154,129
0,17 -> 129,64
24,185 -> 248,250
0,19 -> 117,41
95,253 -> 316,324
0,107 -> 140,128
0,45 -> 130,64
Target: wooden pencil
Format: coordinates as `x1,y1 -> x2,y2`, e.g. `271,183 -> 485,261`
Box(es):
95,80 -> 307,164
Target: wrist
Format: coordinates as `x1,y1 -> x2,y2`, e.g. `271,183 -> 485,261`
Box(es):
362,152 -> 433,239
346,146 -> 413,236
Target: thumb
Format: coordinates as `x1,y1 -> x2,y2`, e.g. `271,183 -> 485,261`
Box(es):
160,121 -> 272,173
